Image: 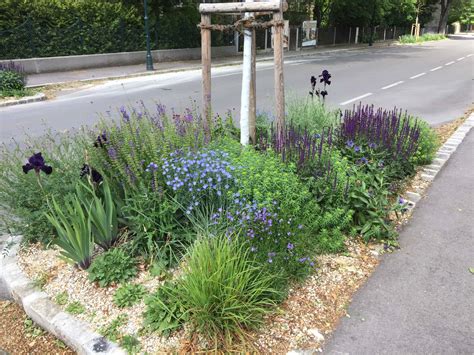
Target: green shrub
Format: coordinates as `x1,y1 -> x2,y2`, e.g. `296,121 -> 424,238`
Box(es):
88,248 -> 137,287
286,96 -> 340,133
173,235 -> 281,345
55,291 -> 68,306
122,188 -> 188,265
411,120 -> 439,166
0,0 -> 144,59
46,194 -> 94,270
231,148 -> 318,223
0,69 -> 25,94
113,284 -> 147,308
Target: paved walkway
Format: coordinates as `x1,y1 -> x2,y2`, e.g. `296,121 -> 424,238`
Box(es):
324,128 -> 474,354
25,41 -> 396,87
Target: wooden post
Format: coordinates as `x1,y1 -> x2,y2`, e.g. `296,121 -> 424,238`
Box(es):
273,6 -> 285,143
201,14 -> 211,134
249,27 -> 257,144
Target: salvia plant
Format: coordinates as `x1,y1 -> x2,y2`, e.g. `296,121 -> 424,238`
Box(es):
339,105 -> 421,162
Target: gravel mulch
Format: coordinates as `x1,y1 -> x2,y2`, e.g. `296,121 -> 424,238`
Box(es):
0,300 -> 74,355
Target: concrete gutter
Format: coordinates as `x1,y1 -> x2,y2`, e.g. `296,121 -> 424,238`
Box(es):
0,235 -> 126,355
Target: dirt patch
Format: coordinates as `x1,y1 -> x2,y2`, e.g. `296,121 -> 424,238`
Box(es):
0,300 -> 74,355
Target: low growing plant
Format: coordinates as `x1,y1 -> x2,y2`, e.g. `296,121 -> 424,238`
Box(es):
144,280 -> 186,336
113,284 -> 147,308
65,301 -> 85,315
99,314 -> 128,342
88,248 -> 137,287
120,334 -> 141,354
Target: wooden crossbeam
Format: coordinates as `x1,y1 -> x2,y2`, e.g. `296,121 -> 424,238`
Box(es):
199,1 -> 287,14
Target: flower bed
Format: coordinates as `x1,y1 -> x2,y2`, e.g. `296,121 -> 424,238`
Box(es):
0,75 -> 441,352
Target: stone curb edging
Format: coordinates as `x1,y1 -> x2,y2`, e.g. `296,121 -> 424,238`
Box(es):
0,93 -> 46,108
400,113 -> 474,211
0,235 -> 126,355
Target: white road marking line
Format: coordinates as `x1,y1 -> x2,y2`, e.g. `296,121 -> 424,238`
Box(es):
381,81 -> 404,90
467,54 -> 473,57
445,61 -> 455,66
457,57 -> 465,61
430,66 -> 442,72
340,93 -> 373,106
410,72 -> 426,79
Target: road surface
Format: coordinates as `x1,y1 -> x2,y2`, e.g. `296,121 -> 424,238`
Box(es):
0,36 -> 473,144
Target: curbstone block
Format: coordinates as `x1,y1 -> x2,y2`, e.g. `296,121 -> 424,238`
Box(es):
405,191 -> 422,203
422,168 -> 437,176
436,152 -> 450,159
421,173 -> 435,181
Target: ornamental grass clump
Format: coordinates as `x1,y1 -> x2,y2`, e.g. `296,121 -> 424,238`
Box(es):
166,234 -> 282,346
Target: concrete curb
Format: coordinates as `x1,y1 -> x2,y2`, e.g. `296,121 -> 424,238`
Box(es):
0,93 -> 46,107
0,235 -> 126,355
400,113 -> 474,210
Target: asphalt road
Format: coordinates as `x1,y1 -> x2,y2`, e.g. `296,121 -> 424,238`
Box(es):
0,36 -> 473,144
324,127 -> 474,355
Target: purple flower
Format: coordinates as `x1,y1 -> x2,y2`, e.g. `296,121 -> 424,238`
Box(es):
22,153 -> 53,175
346,140 -> 355,148
94,132 -> 107,148
287,243 -> 294,250
319,69 -> 331,85
120,106 -> 130,122
107,148 -> 117,160
369,142 -> 377,149
359,157 -> 368,164
80,164 -> 102,183
354,146 -> 361,153
399,197 -> 406,205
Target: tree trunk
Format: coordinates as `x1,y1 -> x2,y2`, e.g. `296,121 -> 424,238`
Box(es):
437,0 -> 452,34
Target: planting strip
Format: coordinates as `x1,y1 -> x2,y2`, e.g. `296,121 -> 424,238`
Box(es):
0,235 -> 126,355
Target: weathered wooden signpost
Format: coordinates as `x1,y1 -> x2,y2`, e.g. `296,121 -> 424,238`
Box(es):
199,0 -> 288,145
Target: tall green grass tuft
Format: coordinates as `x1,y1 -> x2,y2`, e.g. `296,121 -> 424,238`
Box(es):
146,234 -> 282,347
286,96 -> 340,133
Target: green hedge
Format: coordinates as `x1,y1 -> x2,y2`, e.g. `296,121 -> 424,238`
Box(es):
0,0 -> 211,59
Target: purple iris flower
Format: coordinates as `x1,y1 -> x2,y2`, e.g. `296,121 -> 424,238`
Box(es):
287,243 -> 294,250
22,153 -> 52,175
80,164 -> 102,183
319,70 -> 332,85
346,140 -> 355,148
359,157 -> 368,164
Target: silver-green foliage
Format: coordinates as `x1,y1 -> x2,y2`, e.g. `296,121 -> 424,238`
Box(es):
286,96 -> 340,133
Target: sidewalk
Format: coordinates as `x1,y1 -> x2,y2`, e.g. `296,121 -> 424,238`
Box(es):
25,41 -> 396,87
323,128 -> 474,354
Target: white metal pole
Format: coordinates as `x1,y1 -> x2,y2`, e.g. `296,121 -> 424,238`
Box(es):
355,27 -> 359,44
240,0 -> 253,146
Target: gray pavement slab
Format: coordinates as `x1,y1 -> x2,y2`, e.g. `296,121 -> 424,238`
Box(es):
323,129 -> 474,355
